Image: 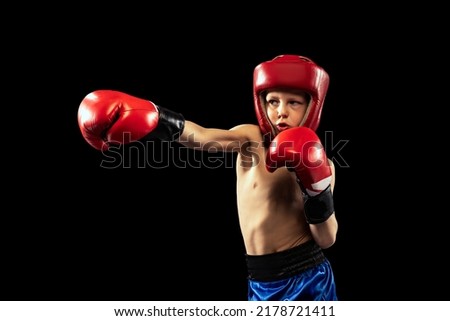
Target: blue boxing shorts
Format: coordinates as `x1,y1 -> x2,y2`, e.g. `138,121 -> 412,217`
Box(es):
246,240 -> 337,301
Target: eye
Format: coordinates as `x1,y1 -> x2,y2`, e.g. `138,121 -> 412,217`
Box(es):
267,99 -> 279,108
289,100 -> 307,109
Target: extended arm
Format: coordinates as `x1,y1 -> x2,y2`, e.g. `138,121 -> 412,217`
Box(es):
179,121 -> 256,153
78,90 -> 254,155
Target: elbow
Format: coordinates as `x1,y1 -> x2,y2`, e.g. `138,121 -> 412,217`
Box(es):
316,235 -> 336,249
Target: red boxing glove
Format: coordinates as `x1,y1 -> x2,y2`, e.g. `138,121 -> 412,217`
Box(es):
266,127 -> 334,224
78,90 -> 185,151
266,127 -> 331,196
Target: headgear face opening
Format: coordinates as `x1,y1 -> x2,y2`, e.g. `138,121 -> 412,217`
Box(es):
253,55 -> 330,144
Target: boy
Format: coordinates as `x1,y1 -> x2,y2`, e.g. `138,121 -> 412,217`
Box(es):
78,54 -> 338,300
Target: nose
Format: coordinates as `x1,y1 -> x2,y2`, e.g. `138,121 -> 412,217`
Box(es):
277,103 -> 288,118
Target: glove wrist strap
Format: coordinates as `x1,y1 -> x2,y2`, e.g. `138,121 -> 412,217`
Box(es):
145,105 -> 185,141
303,185 -> 334,224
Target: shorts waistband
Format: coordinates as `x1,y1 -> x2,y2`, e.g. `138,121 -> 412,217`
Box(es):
245,240 -> 325,281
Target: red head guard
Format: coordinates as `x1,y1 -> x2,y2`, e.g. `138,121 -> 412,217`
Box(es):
253,55 -> 329,144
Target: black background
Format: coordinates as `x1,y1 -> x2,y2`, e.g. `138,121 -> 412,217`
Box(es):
3,6 -> 448,301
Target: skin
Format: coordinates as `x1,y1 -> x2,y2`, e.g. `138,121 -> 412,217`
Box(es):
178,89 -> 338,255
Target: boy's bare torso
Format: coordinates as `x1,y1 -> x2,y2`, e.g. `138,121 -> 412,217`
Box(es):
235,124 -> 312,255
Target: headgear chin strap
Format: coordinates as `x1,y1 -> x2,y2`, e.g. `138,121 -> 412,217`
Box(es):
253,55 -> 330,145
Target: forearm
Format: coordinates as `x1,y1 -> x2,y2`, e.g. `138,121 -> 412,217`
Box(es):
179,121 -> 208,149
309,214 -> 338,249
178,121 -> 244,151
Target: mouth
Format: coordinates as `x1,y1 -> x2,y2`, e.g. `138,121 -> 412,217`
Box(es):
276,123 -> 290,131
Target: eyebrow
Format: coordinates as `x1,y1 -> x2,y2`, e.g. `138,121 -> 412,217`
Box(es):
267,93 -> 306,100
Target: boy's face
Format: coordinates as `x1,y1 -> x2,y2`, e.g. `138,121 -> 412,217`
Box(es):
265,89 -> 309,132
